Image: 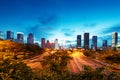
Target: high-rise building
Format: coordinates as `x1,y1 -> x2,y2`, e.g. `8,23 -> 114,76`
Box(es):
45,40 -> 50,48
102,40 -> 107,49
55,39 -> 59,49
6,31 -> 14,40
91,36 -> 97,49
0,31 -> 4,39
17,32 -> 24,43
77,35 -> 81,48
41,38 -> 45,48
84,33 -> 89,49
27,33 -> 34,44
112,32 -> 118,50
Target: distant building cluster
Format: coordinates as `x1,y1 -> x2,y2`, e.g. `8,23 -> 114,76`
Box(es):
0,30 -> 62,49
0,30 -> 120,50
0,30 -> 34,44
77,32 -> 119,50
41,38 -> 62,50
77,33 -> 97,50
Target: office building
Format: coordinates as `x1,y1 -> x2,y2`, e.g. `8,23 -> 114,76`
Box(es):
55,39 -> 59,49
41,38 -> 45,48
112,32 -> 118,50
6,31 -> 14,40
77,35 -> 81,48
17,32 -> 24,43
91,36 -> 97,49
27,33 -> 34,44
0,31 -> 4,39
102,40 -> 107,49
45,40 -> 51,48
84,33 -> 89,49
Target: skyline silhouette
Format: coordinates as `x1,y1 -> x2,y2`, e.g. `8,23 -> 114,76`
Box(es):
0,30 -> 120,49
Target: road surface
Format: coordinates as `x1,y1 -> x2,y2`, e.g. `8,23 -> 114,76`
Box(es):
24,52 -> 49,69
69,51 -> 103,73
24,50 -> 119,73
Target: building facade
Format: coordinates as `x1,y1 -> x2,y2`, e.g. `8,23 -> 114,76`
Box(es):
27,33 -> 34,44
45,40 -> 50,48
55,39 -> 59,49
112,32 -> 118,50
0,31 -> 4,39
84,33 -> 89,49
6,31 -> 14,40
41,38 -> 45,48
91,36 -> 97,49
77,35 -> 81,48
17,32 -> 24,43
102,40 -> 107,49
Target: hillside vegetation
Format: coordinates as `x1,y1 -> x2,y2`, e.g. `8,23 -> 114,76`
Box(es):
83,49 -> 120,64
0,40 -> 44,60
0,50 -> 120,80
0,40 -> 120,80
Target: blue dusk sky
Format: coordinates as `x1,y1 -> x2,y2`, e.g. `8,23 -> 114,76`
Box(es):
0,0 -> 120,46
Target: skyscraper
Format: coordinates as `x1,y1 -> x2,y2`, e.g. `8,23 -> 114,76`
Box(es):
112,32 -> 118,50
55,39 -> 59,49
77,35 -> 81,48
6,31 -> 14,40
41,38 -> 45,48
84,33 -> 89,49
45,40 -> 50,48
17,32 -> 24,43
91,36 -> 97,49
102,40 -> 107,49
0,31 -> 4,39
27,33 -> 34,44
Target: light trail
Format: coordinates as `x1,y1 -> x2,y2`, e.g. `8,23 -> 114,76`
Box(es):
24,50 -> 120,73
69,51 -> 103,73
69,60 -> 79,73
73,57 -> 83,71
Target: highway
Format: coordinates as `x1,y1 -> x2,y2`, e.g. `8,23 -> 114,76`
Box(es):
24,52 -> 49,69
69,51 -> 103,73
24,50 -> 120,73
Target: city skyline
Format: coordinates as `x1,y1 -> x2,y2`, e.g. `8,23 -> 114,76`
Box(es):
0,0 -> 120,46
0,30 -> 120,48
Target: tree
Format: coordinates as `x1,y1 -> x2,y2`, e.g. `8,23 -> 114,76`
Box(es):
40,50 -> 72,79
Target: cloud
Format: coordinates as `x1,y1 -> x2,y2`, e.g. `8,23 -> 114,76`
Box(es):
98,35 -> 111,40
66,40 -> 77,44
84,23 -> 97,27
102,24 -> 120,34
25,13 -> 59,40
61,29 -> 76,37
61,29 -> 71,32
38,14 -> 58,25
26,24 -> 55,40
64,33 -> 72,36
61,29 -> 75,33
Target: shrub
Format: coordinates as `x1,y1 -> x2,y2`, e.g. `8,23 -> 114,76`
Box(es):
0,59 -> 33,80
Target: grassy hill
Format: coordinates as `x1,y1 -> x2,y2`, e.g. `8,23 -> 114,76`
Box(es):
0,40 -> 43,60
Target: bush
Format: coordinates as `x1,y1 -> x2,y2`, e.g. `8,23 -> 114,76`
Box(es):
0,59 -> 33,80
105,54 -> 120,64
83,50 -> 96,58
